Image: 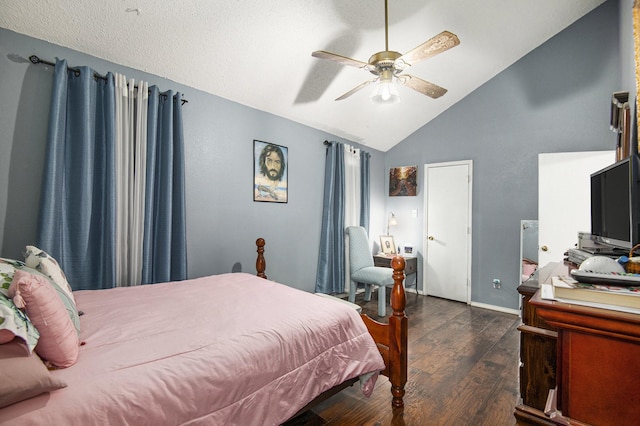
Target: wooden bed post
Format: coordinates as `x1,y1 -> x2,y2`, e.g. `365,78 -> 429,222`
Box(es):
256,238 -> 267,279
359,256 -> 408,409
389,256 -> 408,408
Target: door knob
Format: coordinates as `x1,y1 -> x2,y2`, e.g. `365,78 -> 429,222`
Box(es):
428,236 -> 434,240
541,245 -> 548,252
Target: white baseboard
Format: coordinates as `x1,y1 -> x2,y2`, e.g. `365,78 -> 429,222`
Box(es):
469,301 -> 519,316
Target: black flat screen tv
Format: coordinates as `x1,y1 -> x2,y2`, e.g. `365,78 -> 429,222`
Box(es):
590,155 -> 640,250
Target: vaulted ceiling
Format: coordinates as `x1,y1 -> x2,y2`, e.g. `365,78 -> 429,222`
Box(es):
0,0 -> 606,151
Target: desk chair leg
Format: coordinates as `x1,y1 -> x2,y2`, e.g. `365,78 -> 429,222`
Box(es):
364,284 -> 373,302
378,285 -> 386,317
348,280 -> 356,303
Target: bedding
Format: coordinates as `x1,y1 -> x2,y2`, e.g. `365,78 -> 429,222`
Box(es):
0,272 -> 385,425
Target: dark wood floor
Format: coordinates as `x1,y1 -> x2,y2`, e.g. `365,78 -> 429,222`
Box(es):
293,291 -> 521,425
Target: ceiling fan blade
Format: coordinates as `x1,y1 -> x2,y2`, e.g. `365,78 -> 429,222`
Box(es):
312,51 -> 371,69
335,79 -> 377,101
397,74 -> 447,99
397,31 -> 460,67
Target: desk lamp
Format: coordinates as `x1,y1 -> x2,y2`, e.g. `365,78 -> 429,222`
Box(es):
387,212 -> 397,235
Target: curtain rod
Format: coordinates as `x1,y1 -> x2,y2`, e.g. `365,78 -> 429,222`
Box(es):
323,140 -> 370,157
29,55 -> 188,105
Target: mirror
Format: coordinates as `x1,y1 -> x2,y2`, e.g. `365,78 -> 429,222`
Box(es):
520,220 -> 539,284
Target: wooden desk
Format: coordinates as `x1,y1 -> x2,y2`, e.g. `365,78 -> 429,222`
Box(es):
530,290 -> 640,425
373,255 -> 417,292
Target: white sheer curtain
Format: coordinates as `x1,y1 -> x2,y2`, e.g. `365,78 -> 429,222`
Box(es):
344,144 -> 361,226
344,144 -> 361,294
114,74 -> 148,286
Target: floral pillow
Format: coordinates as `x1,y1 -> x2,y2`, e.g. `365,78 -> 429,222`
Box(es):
0,257 -> 80,336
0,292 -> 39,352
0,258 -> 30,297
23,246 -> 75,305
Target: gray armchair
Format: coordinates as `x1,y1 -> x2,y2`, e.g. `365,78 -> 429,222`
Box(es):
346,226 -> 395,317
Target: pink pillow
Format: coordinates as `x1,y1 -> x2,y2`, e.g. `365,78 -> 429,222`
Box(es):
9,270 -> 79,368
0,338 -> 67,408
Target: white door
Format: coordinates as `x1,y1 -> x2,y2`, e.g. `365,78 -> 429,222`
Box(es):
538,151 -> 614,266
423,160 -> 472,302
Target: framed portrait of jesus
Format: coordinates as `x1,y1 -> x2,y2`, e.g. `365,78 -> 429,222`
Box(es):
253,140 -> 288,203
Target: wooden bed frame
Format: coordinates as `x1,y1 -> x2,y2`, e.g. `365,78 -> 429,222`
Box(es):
254,238 -> 408,410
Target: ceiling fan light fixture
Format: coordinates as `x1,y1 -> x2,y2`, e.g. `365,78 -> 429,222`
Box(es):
311,0 -> 459,103
370,69 -> 400,105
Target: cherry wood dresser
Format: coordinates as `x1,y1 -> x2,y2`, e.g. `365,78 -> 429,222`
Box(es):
516,262 -> 640,425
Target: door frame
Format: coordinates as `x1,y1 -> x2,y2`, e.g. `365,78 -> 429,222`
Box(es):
422,160 -> 473,303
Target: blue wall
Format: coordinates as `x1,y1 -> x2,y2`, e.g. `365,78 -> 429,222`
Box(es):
0,0 -> 633,310
385,0 -> 626,310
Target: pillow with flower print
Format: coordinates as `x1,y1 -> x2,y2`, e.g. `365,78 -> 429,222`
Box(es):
23,246 -> 75,305
0,257 -> 79,336
0,292 -> 39,352
0,258 -> 33,297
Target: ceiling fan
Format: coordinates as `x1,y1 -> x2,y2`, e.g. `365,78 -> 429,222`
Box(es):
312,0 -> 460,103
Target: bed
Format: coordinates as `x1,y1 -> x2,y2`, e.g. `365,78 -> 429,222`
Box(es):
0,238 -> 408,425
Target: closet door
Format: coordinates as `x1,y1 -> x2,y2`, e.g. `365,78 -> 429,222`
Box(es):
423,160 -> 472,303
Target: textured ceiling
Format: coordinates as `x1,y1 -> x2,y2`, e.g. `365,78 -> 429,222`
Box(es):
0,0 -> 605,151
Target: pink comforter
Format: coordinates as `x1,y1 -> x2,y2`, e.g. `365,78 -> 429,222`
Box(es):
1,273 -> 384,425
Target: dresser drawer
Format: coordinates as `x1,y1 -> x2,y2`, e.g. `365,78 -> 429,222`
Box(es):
404,257 -> 416,275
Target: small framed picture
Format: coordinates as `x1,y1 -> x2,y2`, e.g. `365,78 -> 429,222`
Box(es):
254,140 -> 288,203
389,166 -> 417,196
380,235 -> 396,255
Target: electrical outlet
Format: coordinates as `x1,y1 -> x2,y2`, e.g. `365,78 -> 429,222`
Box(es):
492,279 -> 501,289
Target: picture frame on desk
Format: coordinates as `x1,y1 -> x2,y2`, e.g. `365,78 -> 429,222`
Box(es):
380,235 -> 396,255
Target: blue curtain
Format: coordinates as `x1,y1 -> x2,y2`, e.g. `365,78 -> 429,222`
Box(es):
37,60 -> 117,290
142,87 -> 187,284
360,151 -> 370,232
37,61 -> 187,290
315,142 -> 345,294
